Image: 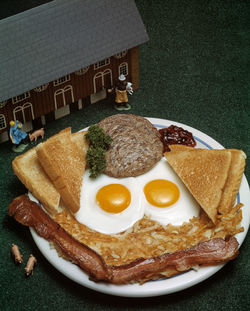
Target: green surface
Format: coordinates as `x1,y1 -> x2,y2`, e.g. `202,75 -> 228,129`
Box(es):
1,0 -> 250,310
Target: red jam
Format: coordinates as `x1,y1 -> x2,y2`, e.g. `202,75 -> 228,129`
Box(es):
159,125 -> 196,152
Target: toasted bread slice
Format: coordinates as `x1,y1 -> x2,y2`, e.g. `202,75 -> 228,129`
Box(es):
168,145 -> 246,215
169,145 -> 195,152
164,148 -> 232,223
218,149 -> 246,214
36,128 -> 86,213
12,128 -> 89,215
12,147 -> 60,215
12,128 -> 72,214
71,130 -> 89,159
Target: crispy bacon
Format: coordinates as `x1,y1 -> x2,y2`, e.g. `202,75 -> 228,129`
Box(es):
8,195 -> 110,282
9,195 -> 239,284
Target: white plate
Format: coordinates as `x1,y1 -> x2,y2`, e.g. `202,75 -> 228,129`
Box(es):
30,117 -> 250,297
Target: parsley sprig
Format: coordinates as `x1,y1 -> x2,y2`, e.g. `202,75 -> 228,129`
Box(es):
85,125 -> 112,178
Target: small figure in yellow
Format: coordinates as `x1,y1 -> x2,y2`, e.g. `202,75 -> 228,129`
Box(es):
9,120 -> 28,152
108,74 -> 133,111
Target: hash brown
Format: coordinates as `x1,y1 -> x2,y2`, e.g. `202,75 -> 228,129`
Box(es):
53,203 -> 243,267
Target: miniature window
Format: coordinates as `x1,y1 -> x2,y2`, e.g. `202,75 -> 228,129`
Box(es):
0,100 -> 7,108
75,66 -> 89,75
114,50 -> 128,59
12,92 -> 30,104
0,114 -> 6,129
34,83 -> 49,92
94,58 -> 110,70
119,62 -> 128,76
53,75 -> 71,86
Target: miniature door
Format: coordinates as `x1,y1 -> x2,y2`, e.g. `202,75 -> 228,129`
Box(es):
91,69 -> 112,104
54,85 -> 74,119
13,103 -> 34,132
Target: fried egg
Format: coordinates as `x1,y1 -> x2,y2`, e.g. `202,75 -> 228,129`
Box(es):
76,174 -> 144,234
141,158 -> 200,226
75,158 -> 200,234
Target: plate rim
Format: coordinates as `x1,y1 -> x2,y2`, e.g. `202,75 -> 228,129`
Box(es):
29,117 -> 250,297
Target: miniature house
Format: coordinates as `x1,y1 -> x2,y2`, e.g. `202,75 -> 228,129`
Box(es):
0,0 -> 149,143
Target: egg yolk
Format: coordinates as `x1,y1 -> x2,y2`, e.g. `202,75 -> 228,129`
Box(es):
144,179 -> 180,207
96,184 -> 131,213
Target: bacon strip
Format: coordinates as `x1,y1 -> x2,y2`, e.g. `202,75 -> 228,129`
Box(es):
9,195 -> 239,284
8,195 -> 110,282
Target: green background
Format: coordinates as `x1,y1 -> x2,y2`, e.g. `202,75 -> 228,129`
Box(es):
0,0 -> 249,310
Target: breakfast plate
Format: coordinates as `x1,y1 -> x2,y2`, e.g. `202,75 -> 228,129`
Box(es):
30,117 -> 250,297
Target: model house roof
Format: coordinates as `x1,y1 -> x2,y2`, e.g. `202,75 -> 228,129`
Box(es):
0,0 -> 149,102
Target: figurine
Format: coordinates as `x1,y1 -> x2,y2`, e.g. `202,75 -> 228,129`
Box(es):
29,128 -> 45,142
108,74 -> 133,111
25,254 -> 37,276
9,120 -> 28,152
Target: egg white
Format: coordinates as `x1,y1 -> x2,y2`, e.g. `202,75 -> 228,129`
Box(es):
141,158 -> 200,226
75,172 -> 144,234
75,158 -> 200,234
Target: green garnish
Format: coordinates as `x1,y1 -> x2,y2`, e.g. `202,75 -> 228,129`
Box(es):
86,146 -> 106,178
85,125 -> 112,178
85,124 -> 112,148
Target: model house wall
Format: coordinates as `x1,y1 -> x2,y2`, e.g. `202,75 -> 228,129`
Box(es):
0,47 -> 139,142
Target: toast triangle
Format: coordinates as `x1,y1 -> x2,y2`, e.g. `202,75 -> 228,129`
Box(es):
36,128 -> 86,214
168,145 -> 246,214
12,128 -> 89,215
12,147 -> 60,215
217,149 -> 246,214
164,148 -> 232,223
